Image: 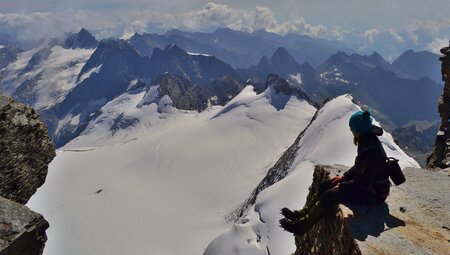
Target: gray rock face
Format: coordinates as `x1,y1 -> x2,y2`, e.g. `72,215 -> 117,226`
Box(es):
64,28 -> 98,49
428,42 -> 450,168
156,73 -> 243,112
0,94 -> 53,254
0,196 -> 49,255
0,94 -> 55,204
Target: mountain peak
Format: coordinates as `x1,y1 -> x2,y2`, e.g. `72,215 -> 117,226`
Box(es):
271,47 -> 290,59
369,51 -> 383,60
65,28 -> 98,49
270,47 -> 302,73
265,73 -> 310,102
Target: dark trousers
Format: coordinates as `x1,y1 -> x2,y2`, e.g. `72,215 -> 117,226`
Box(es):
320,180 -> 378,209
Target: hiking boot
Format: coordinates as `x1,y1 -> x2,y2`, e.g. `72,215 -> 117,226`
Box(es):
279,218 -> 309,236
281,193 -> 320,220
281,207 -> 304,220
279,199 -> 326,236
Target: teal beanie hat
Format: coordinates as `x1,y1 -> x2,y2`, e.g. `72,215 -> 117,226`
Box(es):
349,110 -> 373,134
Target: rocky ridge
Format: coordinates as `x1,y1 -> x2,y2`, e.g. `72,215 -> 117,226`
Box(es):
428,42 -> 450,168
0,94 -> 55,254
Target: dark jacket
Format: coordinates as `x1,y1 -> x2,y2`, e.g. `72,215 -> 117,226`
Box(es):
342,126 -> 389,201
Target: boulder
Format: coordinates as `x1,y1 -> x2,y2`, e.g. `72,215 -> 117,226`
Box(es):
0,95 -> 55,204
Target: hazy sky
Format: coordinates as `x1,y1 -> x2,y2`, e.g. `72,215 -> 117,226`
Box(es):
2,0 -> 449,28
0,0 -> 449,54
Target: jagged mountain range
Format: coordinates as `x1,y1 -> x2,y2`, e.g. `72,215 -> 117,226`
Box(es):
129,28 -> 352,68
0,28 -> 442,156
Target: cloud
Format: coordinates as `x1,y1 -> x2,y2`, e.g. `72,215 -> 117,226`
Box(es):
406,18 -> 450,45
388,28 -> 404,43
363,28 -> 380,44
0,3 -> 335,42
427,38 -> 449,54
330,26 -> 346,41
0,10 -> 117,42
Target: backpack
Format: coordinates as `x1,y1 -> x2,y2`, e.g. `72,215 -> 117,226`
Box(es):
386,157 -> 406,186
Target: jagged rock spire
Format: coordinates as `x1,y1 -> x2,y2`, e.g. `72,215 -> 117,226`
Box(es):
427,41 -> 450,168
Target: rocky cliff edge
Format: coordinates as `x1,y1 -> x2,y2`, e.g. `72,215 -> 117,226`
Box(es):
0,94 -> 55,255
294,165 -> 449,255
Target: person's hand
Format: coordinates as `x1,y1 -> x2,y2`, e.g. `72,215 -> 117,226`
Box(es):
330,183 -> 340,191
330,176 -> 343,186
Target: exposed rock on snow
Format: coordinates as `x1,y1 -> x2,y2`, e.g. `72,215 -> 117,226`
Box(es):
0,94 -> 55,204
0,195 -> 49,255
0,94 -> 54,254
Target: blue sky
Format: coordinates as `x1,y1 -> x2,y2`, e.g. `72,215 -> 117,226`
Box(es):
0,0 -> 449,56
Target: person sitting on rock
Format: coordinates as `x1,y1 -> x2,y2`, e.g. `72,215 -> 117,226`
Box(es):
279,110 -> 390,235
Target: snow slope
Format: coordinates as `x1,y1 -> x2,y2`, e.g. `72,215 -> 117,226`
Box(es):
27,85 -> 316,255
0,46 -> 94,110
204,95 -> 419,255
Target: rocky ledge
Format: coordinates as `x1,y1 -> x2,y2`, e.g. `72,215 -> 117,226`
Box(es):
0,196 -> 49,255
428,42 -> 450,168
0,95 -> 55,255
294,165 -> 450,255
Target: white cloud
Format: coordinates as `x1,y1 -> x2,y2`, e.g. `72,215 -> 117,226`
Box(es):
406,18 -> 450,45
0,3 -> 335,42
330,25 -> 346,41
363,28 -> 380,44
388,28 -> 404,43
427,38 -> 449,54
0,11 -> 117,42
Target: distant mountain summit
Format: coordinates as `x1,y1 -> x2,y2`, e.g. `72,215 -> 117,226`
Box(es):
64,28 -> 98,49
392,50 -> 441,82
128,28 -> 350,68
269,47 -> 303,75
241,47 -> 318,97
150,44 -> 239,84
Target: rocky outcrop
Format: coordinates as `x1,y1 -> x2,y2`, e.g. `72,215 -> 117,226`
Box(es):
294,165 -> 450,255
0,95 -> 55,204
64,28 -> 98,49
428,42 -> 450,168
294,165 -> 361,255
0,94 -> 54,254
0,196 -> 49,255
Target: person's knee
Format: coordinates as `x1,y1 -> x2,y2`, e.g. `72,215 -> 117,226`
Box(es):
320,189 -> 337,208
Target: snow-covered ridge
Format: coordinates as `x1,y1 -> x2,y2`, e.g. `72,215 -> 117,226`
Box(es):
205,95 -> 419,255
27,84 -> 316,255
